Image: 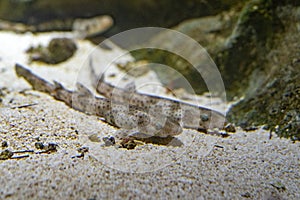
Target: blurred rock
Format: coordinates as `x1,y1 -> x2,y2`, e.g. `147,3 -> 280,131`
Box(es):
130,0 -> 300,140
0,0 -> 240,35
223,1 -> 300,140
27,38 -> 77,64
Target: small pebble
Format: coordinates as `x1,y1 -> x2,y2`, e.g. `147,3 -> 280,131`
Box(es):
71,146 -> 90,159
0,149 -> 14,160
88,134 -> 102,142
46,143 -> 58,152
35,142 -> 44,149
102,136 -> 115,146
120,138 -> 137,150
77,146 -> 89,154
1,141 -> 8,148
224,123 -> 236,132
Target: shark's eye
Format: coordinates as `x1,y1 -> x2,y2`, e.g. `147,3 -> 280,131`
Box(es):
200,114 -> 209,122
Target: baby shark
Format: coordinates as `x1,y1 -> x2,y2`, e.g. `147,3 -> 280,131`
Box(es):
15,63 -> 231,141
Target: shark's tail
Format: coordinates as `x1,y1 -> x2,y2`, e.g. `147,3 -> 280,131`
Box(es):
15,63 -> 73,106
15,63 -> 56,94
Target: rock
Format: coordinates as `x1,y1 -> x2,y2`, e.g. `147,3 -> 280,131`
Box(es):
0,0 -> 241,36
72,15 -> 113,38
131,0 -> 300,140
130,6 -> 240,94
226,1 -> 300,140
215,0 -> 285,99
27,37 -> 77,64
228,60 -> 300,140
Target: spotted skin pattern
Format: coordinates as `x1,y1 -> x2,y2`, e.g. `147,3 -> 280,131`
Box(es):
15,64 -> 182,138
89,62 -> 227,131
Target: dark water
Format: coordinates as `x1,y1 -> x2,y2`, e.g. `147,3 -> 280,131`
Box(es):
0,0 -> 238,36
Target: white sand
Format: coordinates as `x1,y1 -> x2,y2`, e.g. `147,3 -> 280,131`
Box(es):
0,31 -> 299,199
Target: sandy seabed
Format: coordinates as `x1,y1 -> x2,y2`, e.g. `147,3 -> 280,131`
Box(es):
0,31 -> 299,199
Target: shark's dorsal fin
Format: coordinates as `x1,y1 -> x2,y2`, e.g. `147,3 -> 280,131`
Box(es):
124,81 -> 136,93
76,82 -> 93,97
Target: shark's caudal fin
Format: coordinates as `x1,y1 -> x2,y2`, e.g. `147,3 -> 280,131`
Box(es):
15,63 -> 74,106
15,63 -> 55,93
